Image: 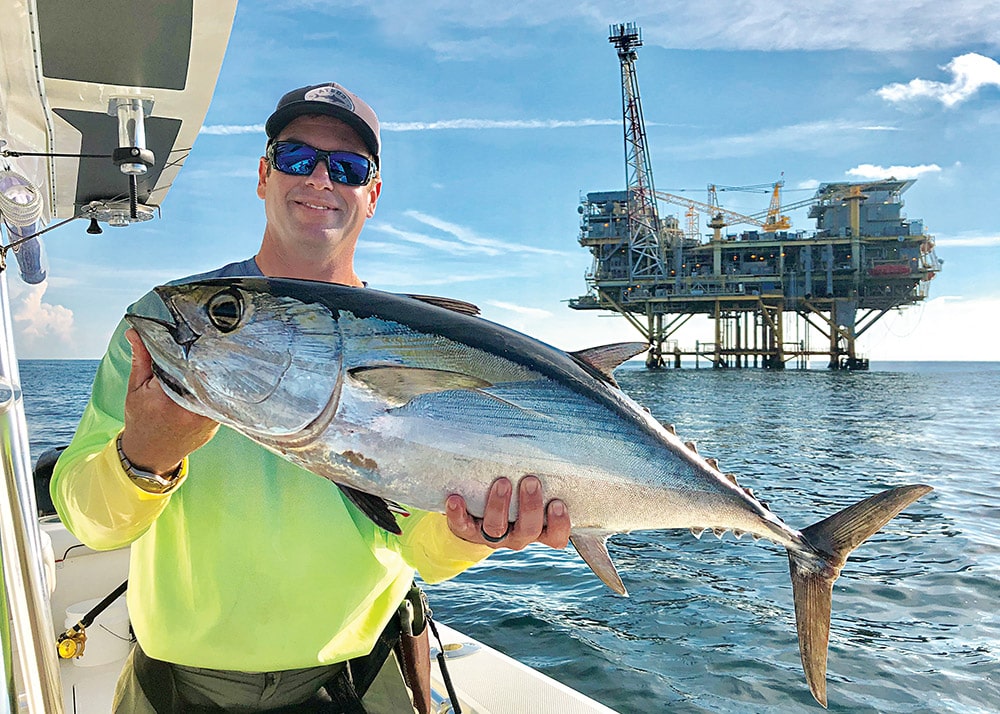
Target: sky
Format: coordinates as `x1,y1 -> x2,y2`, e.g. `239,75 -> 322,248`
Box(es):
9,0 -> 1000,362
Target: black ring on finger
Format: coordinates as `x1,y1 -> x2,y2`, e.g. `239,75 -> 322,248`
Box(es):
480,522 -> 513,543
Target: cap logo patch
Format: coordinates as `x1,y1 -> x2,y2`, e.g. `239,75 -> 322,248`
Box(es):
304,85 -> 355,111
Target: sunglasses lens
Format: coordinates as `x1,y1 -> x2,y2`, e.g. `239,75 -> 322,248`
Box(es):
272,143 -> 318,176
326,153 -> 371,186
271,143 -> 372,186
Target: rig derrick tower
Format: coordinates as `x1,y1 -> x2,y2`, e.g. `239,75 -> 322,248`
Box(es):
604,23 -> 673,368
611,23 -> 663,282
570,24 -> 943,370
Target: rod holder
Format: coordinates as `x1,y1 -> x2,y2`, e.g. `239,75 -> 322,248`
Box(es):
108,97 -> 155,176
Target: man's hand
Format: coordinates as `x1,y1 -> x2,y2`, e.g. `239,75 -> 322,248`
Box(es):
119,329 -> 219,474
446,476 -> 570,550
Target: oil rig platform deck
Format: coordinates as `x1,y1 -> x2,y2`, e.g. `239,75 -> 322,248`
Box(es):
569,23 -> 942,370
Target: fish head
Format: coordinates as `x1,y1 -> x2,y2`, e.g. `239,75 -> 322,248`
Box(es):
125,279 -> 344,439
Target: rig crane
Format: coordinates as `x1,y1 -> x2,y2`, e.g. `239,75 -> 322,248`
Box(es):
655,189 -> 766,242
710,181 -> 792,232
762,180 -> 791,232
656,180 -> 834,243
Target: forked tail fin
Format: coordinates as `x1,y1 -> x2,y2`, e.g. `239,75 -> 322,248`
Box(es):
787,484 -> 933,708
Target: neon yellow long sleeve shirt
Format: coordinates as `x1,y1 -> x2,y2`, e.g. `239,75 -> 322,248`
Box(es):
51,264 -> 493,671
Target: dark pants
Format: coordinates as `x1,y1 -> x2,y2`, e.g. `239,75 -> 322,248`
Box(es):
112,647 -> 416,713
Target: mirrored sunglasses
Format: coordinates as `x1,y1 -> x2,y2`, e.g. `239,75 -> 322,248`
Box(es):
267,141 -> 375,186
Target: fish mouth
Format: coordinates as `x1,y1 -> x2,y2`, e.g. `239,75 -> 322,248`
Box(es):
125,313 -> 197,353
150,360 -> 194,400
126,286 -> 201,355
124,312 -> 199,401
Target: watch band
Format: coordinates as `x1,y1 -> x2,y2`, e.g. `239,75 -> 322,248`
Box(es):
116,433 -> 182,494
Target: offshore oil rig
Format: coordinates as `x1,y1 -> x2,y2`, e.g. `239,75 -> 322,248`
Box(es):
569,23 -> 942,370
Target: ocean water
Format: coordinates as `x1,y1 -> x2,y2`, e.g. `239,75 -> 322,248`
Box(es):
18,360 -> 999,713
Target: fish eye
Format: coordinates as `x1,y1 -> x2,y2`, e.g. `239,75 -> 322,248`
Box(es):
206,290 -> 243,333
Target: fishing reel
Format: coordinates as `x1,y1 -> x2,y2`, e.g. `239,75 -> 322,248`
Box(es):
56,624 -> 87,660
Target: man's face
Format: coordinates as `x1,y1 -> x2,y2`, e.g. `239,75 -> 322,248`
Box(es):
256,115 -> 381,273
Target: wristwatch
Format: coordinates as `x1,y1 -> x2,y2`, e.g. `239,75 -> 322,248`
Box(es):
116,433 -> 182,494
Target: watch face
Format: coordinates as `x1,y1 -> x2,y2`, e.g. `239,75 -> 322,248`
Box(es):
117,434 -> 179,493
130,470 -> 177,494
137,475 -> 163,490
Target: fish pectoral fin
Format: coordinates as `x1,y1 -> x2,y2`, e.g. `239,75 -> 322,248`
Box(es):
570,530 -> 627,596
348,366 -> 492,407
404,294 -> 481,316
337,484 -> 403,535
569,343 -> 649,386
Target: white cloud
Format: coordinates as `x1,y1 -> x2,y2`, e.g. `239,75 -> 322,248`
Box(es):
319,0 -> 1000,53
858,295 -> 1000,361
202,119 -> 618,135
485,300 -> 553,318
200,124 -> 264,135
356,268 -> 523,288
428,36 -> 531,62
369,223 -> 503,256
382,118 -> 618,131
845,163 -> 942,180
354,240 -> 418,257
9,281 -> 74,349
932,233 -> 1000,248
636,4 -> 1000,52
877,53 -> 1000,107
404,211 -> 566,256
525,309 -> 650,352
673,120 -> 896,160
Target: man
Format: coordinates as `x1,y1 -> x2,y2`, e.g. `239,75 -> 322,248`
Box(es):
52,82 -> 570,713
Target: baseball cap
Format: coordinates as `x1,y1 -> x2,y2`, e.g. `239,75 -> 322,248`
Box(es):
265,82 -> 380,167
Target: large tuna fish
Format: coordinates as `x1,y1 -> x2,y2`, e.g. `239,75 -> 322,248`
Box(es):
126,277 -> 932,707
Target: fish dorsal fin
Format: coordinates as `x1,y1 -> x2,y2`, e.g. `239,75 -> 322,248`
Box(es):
570,529 -> 627,596
405,294 -> 481,316
569,342 -> 648,386
349,366 -> 492,407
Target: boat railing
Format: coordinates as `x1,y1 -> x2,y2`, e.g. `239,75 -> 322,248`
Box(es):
0,271 -> 65,712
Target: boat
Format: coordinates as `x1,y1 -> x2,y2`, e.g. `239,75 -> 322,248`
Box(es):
0,1 -> 616,710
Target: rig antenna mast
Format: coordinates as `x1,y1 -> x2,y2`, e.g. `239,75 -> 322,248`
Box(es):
609,22 -> 663,280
